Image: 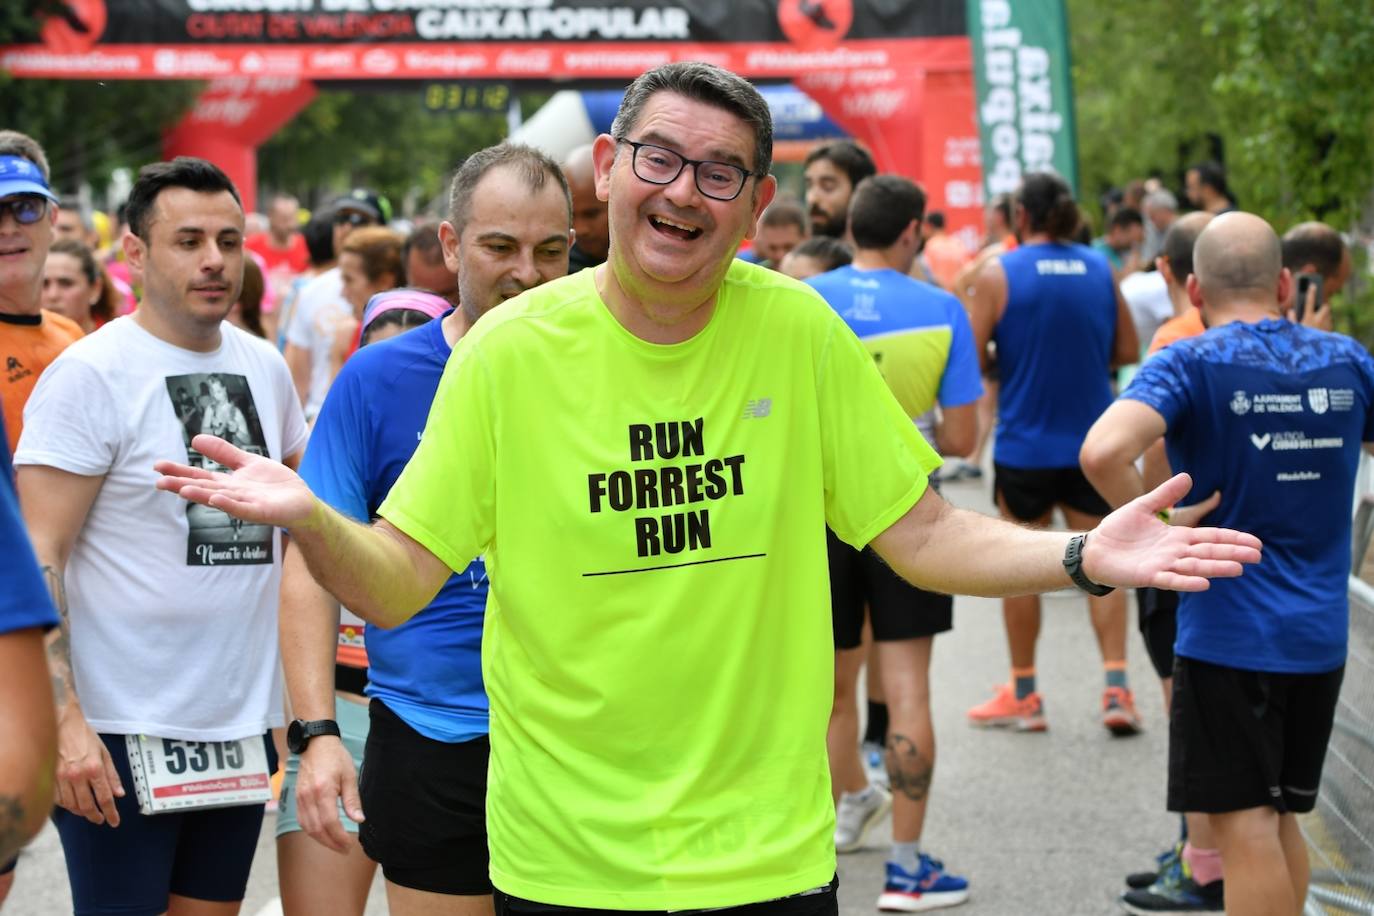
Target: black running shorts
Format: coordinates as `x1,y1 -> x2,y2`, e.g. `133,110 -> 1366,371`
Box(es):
358,699 -> 492,895
1136,587 -> 1179,681
496,874 -> 839,916
1168,656 -> 1344,815
993,464 -> 1111,522
827,528 -> 952,650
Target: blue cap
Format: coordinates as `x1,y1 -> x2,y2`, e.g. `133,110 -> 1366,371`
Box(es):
0,155 -> 58,203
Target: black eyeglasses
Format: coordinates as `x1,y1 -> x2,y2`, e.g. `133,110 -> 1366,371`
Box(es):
334,211 -> 376,227
617,139 -> 758,202
0,196 -> 49,226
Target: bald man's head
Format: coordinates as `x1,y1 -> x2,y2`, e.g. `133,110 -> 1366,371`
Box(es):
561,143 -> 608,260
1191,212 -> 1284,312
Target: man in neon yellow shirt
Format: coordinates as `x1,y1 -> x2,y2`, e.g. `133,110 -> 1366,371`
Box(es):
155,62 -> 1263,916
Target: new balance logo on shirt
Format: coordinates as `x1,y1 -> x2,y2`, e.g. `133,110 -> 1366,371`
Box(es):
743,398 -> 772,419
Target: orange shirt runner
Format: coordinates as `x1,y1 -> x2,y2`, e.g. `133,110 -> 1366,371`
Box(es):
0,309 -> 83,453
1148,308 -> 1206,356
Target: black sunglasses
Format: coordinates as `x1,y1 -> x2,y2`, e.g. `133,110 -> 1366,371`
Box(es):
0,195 -> 49,226
334,211 -> 377,227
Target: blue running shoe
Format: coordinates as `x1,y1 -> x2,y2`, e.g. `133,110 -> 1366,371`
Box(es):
877,854 -> 970,912
1125,842 -> 1182,890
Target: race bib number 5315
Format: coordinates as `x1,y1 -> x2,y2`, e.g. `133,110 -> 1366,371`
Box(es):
125,734 -> 271,815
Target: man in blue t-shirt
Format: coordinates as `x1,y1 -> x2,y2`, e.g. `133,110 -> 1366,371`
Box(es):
276,143 -> 573,915
1081,212 -> 1374,916
0,424 -> 59,894
966,171 -> 1141,735
807,175 -> 981,912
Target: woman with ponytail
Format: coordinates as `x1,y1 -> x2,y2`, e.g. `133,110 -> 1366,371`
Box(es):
964,170 -> 1141,735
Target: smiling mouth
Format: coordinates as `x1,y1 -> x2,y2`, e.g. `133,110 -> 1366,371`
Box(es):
0,245 -> 29,256
649,215 -> 703,241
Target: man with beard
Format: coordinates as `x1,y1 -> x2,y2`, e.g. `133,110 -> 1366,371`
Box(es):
803,140 -> 875,240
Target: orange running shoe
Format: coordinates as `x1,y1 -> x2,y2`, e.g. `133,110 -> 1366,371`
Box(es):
1102,686 -> 1143,736
966,683 -> 1047,732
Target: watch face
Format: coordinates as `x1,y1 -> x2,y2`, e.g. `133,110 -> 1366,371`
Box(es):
286,719 -> 307,754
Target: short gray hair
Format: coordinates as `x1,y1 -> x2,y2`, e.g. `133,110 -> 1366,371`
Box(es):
447,143 -> 571,234
0,130 -> 50,182
611,62 -> 774,179
1144,189 -> 1178,213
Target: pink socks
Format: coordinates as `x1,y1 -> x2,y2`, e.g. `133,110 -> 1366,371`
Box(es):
1183,843 -> 1224,886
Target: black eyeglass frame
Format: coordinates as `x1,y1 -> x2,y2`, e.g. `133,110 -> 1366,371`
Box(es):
615,139 -> 761,202
0,195 -> 50,226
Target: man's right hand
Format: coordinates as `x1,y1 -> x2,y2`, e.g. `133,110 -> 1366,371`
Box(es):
296,736 -> 365,853
1289,281 -> 1334,332
55,709 -> 124,827
154,434 -> 319,529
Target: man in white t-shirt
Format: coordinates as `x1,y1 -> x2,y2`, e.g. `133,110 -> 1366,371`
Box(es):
15,157 -> 307,915
283,188 -> 385,420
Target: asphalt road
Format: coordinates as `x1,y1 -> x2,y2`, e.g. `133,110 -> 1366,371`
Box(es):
5,473 -> 1179,916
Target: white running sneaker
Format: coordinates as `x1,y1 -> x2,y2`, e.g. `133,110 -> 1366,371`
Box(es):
834,784 -> 892,853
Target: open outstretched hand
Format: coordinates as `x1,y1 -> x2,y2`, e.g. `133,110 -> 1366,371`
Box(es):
1084,473 -> 1262,591
154,434 -> 318,529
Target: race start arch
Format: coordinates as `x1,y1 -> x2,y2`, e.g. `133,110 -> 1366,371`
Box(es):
2,0 -> 1012,240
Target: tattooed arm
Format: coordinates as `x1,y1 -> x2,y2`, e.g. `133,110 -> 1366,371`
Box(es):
0,627 -> 57,861
16,466 -> 125,828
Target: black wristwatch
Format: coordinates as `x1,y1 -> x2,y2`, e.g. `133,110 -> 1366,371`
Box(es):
1063,533 -> 1115,597
287,718 -> 341,754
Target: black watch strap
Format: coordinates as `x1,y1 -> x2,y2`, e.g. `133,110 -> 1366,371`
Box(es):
1063,533 -> 1115,597
288,718 -> 341,753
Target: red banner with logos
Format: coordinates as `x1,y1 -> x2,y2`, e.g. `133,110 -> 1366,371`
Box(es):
3,37 -> 953,82
5,0 -> 981,246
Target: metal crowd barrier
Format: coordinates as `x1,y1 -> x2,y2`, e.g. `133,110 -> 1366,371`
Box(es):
1302,491 -> 1374,914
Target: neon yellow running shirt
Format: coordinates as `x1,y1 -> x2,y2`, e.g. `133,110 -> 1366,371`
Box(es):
380,260 -> 940,909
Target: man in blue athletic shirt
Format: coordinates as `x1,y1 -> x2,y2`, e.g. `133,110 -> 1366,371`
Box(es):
0,422 -> 58,893
808,174 -> 981,912
1082,212 -> 1374,916
276,144 -> 573,916
966,172 -> 1141,735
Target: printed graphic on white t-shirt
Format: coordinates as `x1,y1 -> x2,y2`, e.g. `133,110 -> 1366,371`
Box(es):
165,372 -> 273,565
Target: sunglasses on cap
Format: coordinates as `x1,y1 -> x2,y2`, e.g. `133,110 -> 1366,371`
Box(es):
0,195 -> 50,226
334,210 -> 377,227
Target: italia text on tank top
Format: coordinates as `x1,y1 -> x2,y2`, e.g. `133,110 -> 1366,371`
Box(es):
994,241 -> 1118,468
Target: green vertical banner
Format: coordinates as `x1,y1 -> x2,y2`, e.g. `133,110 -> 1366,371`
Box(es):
967,0 -> 1079,199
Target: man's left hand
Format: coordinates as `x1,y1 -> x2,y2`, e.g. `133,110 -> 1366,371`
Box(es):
1083,473 -> 1262,591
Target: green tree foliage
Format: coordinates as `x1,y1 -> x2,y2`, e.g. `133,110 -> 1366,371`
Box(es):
256,87 -> 542,215
0,79 -> 201,195
1069,0 -> 1374,340
1069,0 -> 1218,221
1071,0 -> 1374,226
1198,0 -> 1374,229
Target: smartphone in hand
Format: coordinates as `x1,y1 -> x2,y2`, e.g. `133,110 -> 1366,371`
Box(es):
1294,272 -> 1323,323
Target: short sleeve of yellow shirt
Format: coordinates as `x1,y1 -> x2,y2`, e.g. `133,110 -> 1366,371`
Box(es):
380,260 -> 940,910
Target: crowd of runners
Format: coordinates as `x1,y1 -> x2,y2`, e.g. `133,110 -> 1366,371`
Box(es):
0,60 -> 1366,916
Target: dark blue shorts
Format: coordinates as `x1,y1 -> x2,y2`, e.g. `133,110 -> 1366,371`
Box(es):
53,733 -> 269,916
